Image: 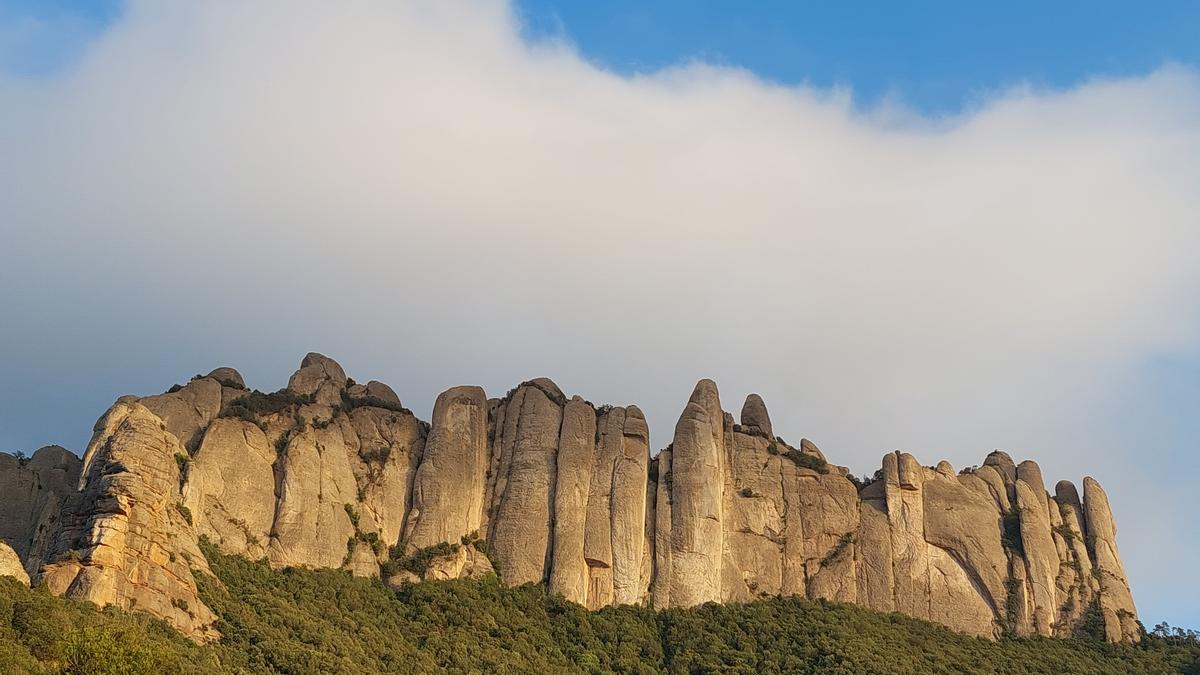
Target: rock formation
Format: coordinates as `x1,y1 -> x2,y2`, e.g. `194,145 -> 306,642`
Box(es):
0,541 -> 30,586
0,445 -> 80,575
0,354 -> 1141,643
41,400 -> 218,641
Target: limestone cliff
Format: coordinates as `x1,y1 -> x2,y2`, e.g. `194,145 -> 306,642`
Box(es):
0,354 -> 1141,643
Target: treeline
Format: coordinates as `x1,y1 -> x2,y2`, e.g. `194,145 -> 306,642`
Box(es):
1,545 -> 1198,674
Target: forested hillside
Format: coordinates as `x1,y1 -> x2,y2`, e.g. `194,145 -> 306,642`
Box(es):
1,542 -> 1197,674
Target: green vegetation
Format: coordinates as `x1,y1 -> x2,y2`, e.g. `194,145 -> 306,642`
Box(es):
731,423 -> 770,439
782,448 -> 830,474
1004,576 -> 1023,638
219,389 -> 316,423
820,533 -> 854,568
343,504 -> 360,529
1076,599 -> 1108,642
0,576 -> 218,674
2,547 -> 1199,673
340,391 -> 409,415
342,505 -> 384,563
1002,510 -> 1025,555
175,503 -> 193,526
379,541 -> 460,578
766,439 -> 832,474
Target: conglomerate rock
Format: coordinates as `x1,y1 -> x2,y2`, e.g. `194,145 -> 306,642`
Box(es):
0,355 -> 1143,644
404,385 -> 488,552
40,400 -> 219,641
0,445 -> 80,575
0,541 -> 30,586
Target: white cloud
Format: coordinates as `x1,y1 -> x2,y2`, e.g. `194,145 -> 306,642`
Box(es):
1,0 -> 1198,625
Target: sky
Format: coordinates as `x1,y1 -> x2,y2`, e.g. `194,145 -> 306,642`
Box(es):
0,0 -> 1198,628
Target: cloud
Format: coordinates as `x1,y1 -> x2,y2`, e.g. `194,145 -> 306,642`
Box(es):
1,1 -> 1198,625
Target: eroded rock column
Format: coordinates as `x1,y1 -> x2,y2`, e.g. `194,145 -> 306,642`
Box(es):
404,386 -> 489,550
668,379 -> 725,607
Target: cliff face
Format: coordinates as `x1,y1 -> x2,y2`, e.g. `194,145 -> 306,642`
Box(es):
0,354 -> 1140,643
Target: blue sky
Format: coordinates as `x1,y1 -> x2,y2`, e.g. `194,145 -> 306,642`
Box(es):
517,1 -> 1200,111
6,1 -> 1200,111
1,1 -> 1198,630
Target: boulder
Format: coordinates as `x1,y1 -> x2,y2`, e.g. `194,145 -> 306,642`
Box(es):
0,541 -> 29,586
739,394 -> 773,438
799,438 -> 826,462
287,352 -> 347,406
983,451 -> 1017,485
205,367 -> 245,389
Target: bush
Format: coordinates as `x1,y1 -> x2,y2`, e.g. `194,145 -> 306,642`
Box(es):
0,576 -> 215,673
381,541 -> 460,577
820,533 -> 854,567
1001,510 -> 1025,555
782,449 -> 829,474
175,503 -> 192,526
340,390 -> 409,414
218,389 -> 316,422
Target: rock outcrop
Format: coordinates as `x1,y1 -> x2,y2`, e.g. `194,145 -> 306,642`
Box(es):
40,400 -> 219,641
404,386 -> 487,551
0,445 -> 81,575
0,355 -> 1141,644
0,541 -> 30,586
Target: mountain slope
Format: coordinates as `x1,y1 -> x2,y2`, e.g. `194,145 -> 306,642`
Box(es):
1,545 -> 1198,674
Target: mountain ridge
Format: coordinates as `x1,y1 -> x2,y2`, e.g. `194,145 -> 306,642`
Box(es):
0,352 -> 1139,644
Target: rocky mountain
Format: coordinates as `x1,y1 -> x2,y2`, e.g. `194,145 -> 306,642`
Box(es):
0,354 -> 1139,644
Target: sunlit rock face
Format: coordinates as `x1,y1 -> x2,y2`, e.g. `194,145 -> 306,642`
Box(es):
0,354 -> 1141,643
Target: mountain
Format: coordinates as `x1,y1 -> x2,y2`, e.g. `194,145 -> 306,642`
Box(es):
0,353 -> 1140,645
4,547 -> 1199,674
